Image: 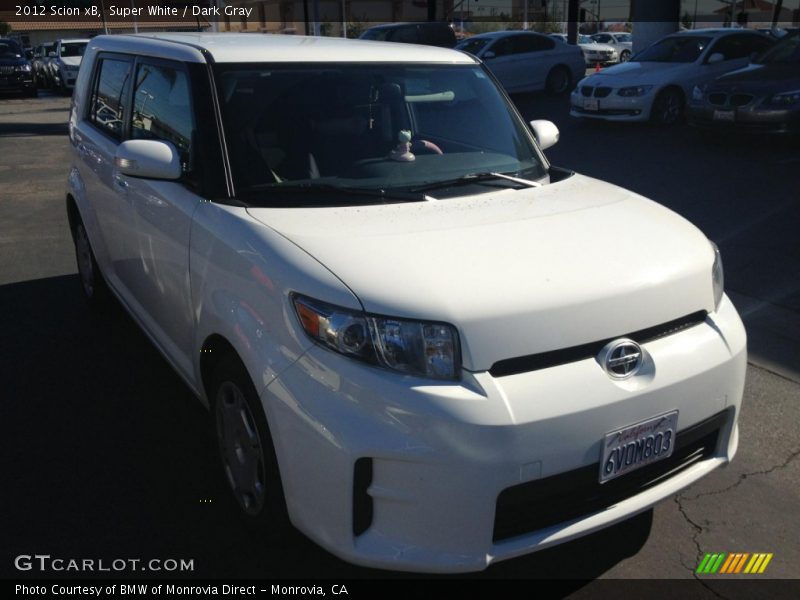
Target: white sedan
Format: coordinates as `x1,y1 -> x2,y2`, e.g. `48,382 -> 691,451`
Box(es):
551,33 -> 619,65
456,31 -> 586,95
571,28 -> 774,124
592,32 -> 634,62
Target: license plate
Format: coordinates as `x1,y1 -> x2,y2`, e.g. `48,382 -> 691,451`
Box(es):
599,411 -> 678,483
584,98 -> 599,111
713,110 -> 735,122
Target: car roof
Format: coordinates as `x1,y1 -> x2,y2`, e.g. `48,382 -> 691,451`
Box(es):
87,32 -> 475,64
58,38 -> 91,43
86,33 -> 477,64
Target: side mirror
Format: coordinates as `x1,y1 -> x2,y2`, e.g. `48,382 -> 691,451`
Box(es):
483,50 -> 496,60
530,119 -> 560,150
114,139 -> 182,180
48,51 -> 56,57
707,52 -> 725,64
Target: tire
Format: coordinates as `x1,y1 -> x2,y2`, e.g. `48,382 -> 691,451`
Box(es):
211,355 -> 289,536
73,220 -> 110,307
620,49 -> 631,62
545,65 -> 571,96
650,87 -> 685,126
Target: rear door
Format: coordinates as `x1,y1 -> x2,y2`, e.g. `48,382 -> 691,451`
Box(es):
72,53 -> 136,292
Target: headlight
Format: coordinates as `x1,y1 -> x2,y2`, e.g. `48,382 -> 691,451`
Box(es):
14,64 -> 32,72
292,294 -> 460,380
765,89 -> 800,107
692,85 -> 704,101
710,241 -> 724,310
617,85 -> 653,97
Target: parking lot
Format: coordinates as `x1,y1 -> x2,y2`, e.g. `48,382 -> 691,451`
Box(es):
1,87 -> 798,590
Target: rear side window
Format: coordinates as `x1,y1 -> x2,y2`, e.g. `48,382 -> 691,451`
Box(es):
89,57 -> 132,139
131,62 -> 195,173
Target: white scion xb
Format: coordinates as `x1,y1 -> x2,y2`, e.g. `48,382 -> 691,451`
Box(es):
66,33 -> 746,573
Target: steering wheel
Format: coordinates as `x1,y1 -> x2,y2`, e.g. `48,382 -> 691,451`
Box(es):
411,139 -> 444,155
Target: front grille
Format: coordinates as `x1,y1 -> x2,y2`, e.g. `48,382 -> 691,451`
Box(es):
489,311 -> 707,378
493,410 -> 726,542
581,86 -> 594,97
0,66 -> 15,75
730,93 -> 754,107
594,87 -> 612,98
709,93 -> 727,106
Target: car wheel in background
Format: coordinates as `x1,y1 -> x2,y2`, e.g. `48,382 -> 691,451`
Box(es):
620,49 -> 631,62
211,355 -> 289,537
73,221 -> 110,307
651,87 -> 685,126
545,66 -> 571,96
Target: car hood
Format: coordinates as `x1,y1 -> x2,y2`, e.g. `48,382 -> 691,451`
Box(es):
581,43 -> 616,53
0,56 -> 26,67
247,174 -> 715,371
585,60 -> 691,85
58,56 -> 82,67
710,62 -> 800,92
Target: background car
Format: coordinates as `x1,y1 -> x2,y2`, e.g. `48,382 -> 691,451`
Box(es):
359,22 -> 456,48
49,38 -> 89,93
570,28 -> 775,125
456,31 -> 585,95
552,33 -> 619,65
688,31 -> 800,134
592,31 -> 634,62
32,42 -> 54,89
0,37 -> 36,97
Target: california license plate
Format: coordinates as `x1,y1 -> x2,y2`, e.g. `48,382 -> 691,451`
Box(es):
584,98 -> 599,111
599,411 -> 678,483
713,110 -> 735,122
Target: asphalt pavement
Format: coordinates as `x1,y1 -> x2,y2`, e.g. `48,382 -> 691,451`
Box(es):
1,89 -> 798,593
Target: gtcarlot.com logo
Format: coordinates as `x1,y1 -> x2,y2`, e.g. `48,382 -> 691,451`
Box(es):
14,555 -> 194,573
696,552 -> 774,575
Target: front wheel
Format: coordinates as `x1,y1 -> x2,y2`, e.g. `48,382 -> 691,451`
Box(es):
620,49 -> 631,62
650,87 -> 685,126
545,66 -> 571,96
212,356 -> 289,535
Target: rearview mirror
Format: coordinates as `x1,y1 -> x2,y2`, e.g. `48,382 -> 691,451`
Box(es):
48,51 -> 56,58
707,52 -> 725,64
530,119 -> 560,150
114,139 -> 182,180
483,51 -> 496,60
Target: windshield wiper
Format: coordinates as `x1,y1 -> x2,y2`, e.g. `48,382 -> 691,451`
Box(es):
409,172 -> 542,193
241,182 -> 428,205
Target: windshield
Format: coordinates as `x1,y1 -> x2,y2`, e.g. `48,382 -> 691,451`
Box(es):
455,37 -> 491,55
635,36 -> 711,63
60,42 -> 87,58
755,32 -> 800,63
616,33 -> 632,43
578,35 -> 595,44
215,63 -> 545,204
0,39 -> 22,58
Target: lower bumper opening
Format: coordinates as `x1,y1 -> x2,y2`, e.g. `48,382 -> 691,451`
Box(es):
493,410 -> 727,542
352,457 -> 373,537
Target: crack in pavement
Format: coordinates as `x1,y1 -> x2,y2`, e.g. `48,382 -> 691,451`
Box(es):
671,448 -> 800,597
680,447 -> 800,501
674,496 -> 730,599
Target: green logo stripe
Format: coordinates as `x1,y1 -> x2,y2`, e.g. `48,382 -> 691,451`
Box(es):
710,553 -> 726,573
696,554 -> 713,574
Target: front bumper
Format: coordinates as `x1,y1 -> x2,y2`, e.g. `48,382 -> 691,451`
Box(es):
570,90 -> 653,121
687,102 -> 800,134
0,72 -> 35,93
261,295 -> 746,572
